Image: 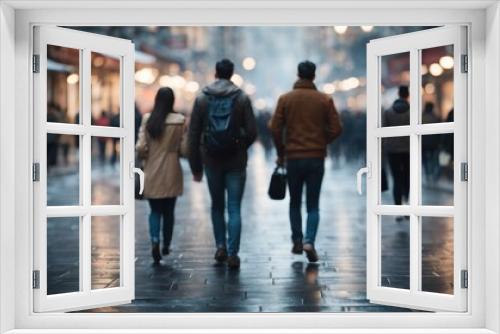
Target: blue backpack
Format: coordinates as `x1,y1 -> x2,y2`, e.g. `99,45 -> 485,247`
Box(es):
203,92 -> 242,156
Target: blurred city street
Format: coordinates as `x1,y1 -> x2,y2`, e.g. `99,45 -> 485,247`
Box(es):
44,26 -> 455,312
46,143 -> 454,312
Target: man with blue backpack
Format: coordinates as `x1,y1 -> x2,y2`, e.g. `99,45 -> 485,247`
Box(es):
188,59 -> 257,270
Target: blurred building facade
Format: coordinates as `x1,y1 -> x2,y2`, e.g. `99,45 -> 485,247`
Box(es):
46,26 -> 454,168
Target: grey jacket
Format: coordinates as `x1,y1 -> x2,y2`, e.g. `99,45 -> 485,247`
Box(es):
188,79 -> 257,174
382,98 -> 410,154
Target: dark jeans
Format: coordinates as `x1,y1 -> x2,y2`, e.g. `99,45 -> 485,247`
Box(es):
205,167 -> 246,256
387,153 -> 410,205
287,158 -> 325,246
148,197 -> 177,246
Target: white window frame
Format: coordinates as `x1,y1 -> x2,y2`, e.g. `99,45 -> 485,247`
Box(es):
0,1 -> 499,333
365,26 -> 468,312
33,26 -> 136,312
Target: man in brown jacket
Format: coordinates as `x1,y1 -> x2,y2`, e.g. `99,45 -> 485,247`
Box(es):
270,60 -> 342,262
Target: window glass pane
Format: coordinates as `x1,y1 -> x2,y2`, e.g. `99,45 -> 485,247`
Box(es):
421,45 -> 454,124
91,216 -> 121,290
421,133 -> 454,206
421,216 -> 454,294
47,135 -> 80,206
47,45 -> 80,124
91,52 -> 121,127
381,215 -> 410,290
381,136 -> 410,205
91,137 -> 121,205
47,217 -> 80,295
380,52 -> 410,128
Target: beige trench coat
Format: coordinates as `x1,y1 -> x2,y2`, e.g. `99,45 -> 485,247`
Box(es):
136,112 -> 187,199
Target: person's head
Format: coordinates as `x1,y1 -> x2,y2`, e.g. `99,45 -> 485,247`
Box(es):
424,102 -> 434,114
398,85 -> 409,100
215,59 -> 234,80
100,110 -> 107,118
297,61 -> 316,80
146,87 -> 175,139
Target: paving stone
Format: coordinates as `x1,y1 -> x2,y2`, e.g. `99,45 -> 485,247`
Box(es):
46,144 -> 453,312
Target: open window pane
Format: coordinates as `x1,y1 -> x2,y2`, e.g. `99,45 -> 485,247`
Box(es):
380,52 -> 410,128
421,133 -> 454,206
421,216 -> 454,294
47,217 -> 80,295
47,134 -> 80,206
380,215 -> 410,290
91,52 -> 121,127
381,137 -> 410,205
421,45 -> 454,124
47,45 -> 81,125
91,138 -> 121,205
91,216 -> 121,290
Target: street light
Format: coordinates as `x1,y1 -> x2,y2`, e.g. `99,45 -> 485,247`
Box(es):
67,73 -> 79,85
135,68 -> 158,85
244,83 -> 256,95
361,26 -> 374,32
254,98 -> 267,110
334,26 -> 348,34
429,63 -> 444,76
322,83 -> 336,94
439,56 -> 454,69
242,57 -> 256,71
231,74 -> 244,87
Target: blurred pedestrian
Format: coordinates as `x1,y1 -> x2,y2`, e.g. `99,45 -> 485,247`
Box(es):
270,60 -> 342,263
256,110 -> 273,154
136,87 -> 187,264
110,112 -> 120,165
188,59 -> 257,270
422,102 -> 441,182
47,103 -> 63,167
382,86 -> 410,220
95,111 -> 110,164
443,108 -> 454,161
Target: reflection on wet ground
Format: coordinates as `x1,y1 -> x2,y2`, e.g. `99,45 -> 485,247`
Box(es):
47,144 -> 454,312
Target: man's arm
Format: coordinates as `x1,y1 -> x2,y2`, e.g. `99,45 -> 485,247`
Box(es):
241,95 -> 257,148
326,97 -> 342,143
188,97 -> 204,178
270,96 -> 286,164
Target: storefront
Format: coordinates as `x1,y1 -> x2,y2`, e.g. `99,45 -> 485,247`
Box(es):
0,1 -> 499,333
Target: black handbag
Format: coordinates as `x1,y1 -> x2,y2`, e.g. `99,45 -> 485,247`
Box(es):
268,165 -> 287,200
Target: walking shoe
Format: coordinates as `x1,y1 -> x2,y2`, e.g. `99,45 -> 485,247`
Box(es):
162,245 -> 170,256
291,241 -> 303,254
151,242 -> 162,264
227,255 -> 241,270
303,243 -> 319,263
214,247 -> 228,263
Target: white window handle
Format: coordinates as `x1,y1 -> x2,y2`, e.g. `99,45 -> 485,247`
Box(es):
130,162 -> 145,195
356,163 -> 371,195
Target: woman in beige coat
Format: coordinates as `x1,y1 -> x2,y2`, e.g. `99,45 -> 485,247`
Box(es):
136,87 -> 186,263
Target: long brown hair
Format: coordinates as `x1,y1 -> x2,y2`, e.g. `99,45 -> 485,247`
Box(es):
146,87 -> 175,139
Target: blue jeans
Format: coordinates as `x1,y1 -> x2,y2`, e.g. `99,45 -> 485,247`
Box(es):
148,197 -> 177,245
205,167 -> 246,256
287,158 -> 325,246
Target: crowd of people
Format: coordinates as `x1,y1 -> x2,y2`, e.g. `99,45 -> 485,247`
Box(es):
381,86 -> 454,220
48,58 -> 453,269
136,59 -> 342,268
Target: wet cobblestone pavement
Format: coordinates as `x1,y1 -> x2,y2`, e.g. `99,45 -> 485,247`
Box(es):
47,144 -> 453,312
